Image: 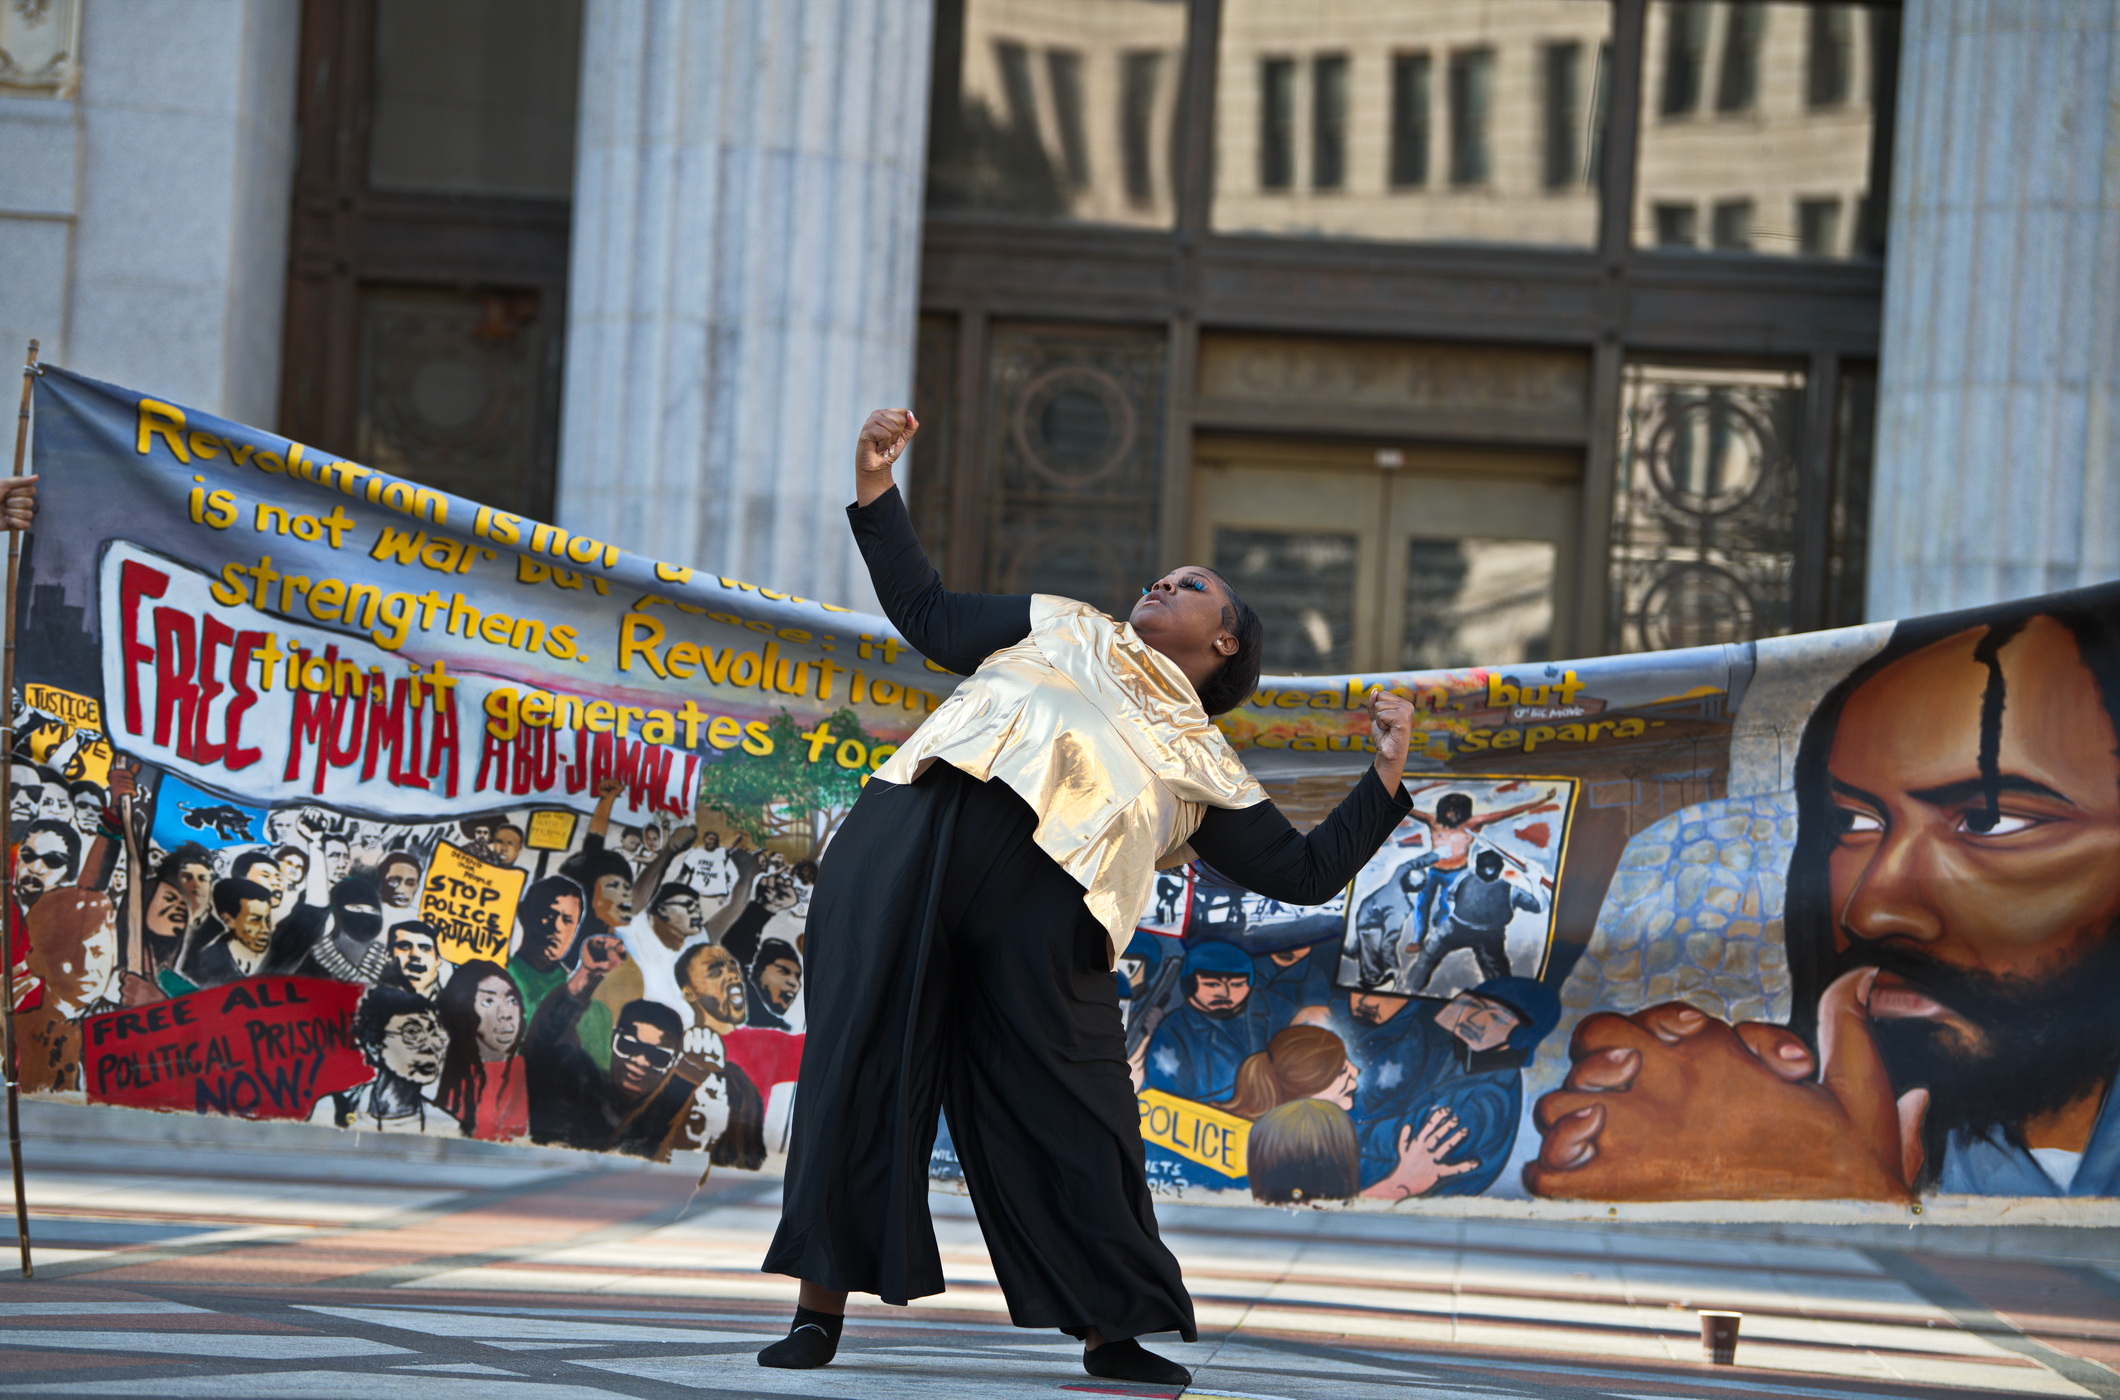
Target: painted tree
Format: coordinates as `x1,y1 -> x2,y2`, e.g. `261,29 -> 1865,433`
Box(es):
692,708 -> 879,856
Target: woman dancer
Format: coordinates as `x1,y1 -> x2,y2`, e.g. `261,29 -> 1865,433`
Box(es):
760,409 -> 1419,1386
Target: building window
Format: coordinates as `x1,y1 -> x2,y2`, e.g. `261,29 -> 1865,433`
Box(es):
1659,0 -> 1709,117
984,324 -> 1167,619
1447,47 -> 1494,187
1120,50 -> 1162,208
1637,1 -> 1897,258
1047,49 -> 1089,190
1715,2 -> 1764,113
1653,202 -> 1698,248
1389,52 -> 1431,189
1311,54 -> 1349,191
1260,57 -> 1296,190
1797,197 -> 1841,256
927,0 -> 1187,226
1807,4 -> 1854,108
1542,42 -> 1581,191
1610,363 -> 1806,652
995,40 -> 1040,145
1711,198 -> 1753,250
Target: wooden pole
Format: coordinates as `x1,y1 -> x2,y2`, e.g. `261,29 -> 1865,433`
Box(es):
2,340 -> 38,1278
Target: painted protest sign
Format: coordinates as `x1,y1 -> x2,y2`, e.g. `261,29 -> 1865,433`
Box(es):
420,840 -> 525,965
82,977 -> 367,1117
15,364 -> 2120,1213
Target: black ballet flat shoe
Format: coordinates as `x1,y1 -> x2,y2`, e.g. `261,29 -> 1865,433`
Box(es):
1083,1336 -> 1192,1387
757,1306 -> 843,1369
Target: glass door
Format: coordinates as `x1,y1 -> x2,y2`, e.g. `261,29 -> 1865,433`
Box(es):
1191,436 -> 1579,675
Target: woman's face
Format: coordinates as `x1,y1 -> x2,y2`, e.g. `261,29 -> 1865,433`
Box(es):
1311,1060 -> 1359,1111
472,975 -> 523,1060
1128,567 -> 1233,660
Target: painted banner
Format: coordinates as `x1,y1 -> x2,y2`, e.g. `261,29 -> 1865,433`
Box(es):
14,366 -> 2120,1212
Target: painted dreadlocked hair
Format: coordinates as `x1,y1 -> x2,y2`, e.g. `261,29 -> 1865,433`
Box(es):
1783,584 -> 2120,1046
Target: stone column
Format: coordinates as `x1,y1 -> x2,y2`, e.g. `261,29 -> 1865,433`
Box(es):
557,0 -> 934,611
1868,1 -> 2120,618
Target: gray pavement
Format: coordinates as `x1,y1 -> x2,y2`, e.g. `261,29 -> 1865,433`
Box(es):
0,1102 -> 2115,1399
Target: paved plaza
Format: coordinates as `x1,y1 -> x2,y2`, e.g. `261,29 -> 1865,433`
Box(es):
0,1105 -> 2115,1399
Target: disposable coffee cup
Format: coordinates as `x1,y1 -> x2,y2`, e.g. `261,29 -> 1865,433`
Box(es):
1699,1310 -> 1742,1365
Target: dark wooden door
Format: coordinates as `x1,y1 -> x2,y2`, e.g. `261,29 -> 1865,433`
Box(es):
279,0 -> 581,521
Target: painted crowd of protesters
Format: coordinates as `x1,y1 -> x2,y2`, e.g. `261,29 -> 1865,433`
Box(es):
5,754 -> 811,1169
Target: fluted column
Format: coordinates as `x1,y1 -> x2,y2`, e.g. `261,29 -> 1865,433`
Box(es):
556,0 -> 934,610
1867,1 -> 2120,618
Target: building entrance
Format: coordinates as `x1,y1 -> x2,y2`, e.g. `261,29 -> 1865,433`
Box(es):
1192,435 -> 1579,676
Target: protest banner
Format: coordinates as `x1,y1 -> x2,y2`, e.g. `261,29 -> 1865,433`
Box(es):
12,363 -> 2120,1213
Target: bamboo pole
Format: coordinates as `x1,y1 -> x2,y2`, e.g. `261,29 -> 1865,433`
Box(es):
2,340 -> 38,1278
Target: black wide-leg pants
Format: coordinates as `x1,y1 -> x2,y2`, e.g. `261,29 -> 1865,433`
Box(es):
763,762 -> 1195,1343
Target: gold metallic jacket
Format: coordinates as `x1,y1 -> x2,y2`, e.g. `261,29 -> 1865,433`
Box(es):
872,595 -> 1266,959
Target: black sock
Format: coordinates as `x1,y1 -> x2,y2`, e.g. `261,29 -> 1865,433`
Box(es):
1083,1336 -> 1191,1386
757,1305 -> 844,1369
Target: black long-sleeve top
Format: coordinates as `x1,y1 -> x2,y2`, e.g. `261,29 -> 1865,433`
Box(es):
849,486 -> 1411,906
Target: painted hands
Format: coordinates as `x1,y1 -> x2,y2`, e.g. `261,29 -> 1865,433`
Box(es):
1361,1106 -> 1479,1200
1525,969 -> 1926,1201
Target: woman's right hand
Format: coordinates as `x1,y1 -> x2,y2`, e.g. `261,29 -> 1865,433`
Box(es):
855,409 -> 918,506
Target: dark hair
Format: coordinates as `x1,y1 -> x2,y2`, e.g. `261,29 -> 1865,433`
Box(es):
272,844 -> 308,868
354,982 -> 435,1051
67,779 -> 103,801
559,846 -> 633,933
212,877 -> 272,918
378,851 -> 423,878
1195,568 -> 1265,717
675,941 -> 724,988
793,859 -> 818,884
389,920 -> 439,947
154,841 -> 211,885
230,849 -> 279,881
34,764 -> 62,788
649,882 -> 699,914
21,819 -> 80,876
1475,850 -> 1504,878
618,997 -> 684,1041
435,958 -> 517,1132
1786,588 -> 2120,1043
1247,1098 -> 1360,1203
751,937 -> 800,981
518,874 -> 583,933
1436,793 -> 1474,827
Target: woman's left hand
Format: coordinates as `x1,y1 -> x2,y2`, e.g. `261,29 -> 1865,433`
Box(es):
1368,686 -> 1415,793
